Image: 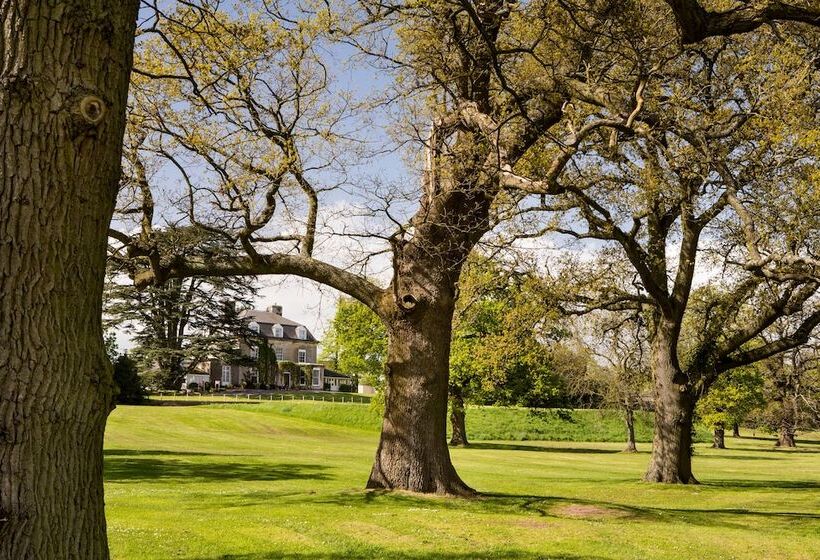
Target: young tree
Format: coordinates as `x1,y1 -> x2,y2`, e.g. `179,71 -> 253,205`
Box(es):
320,298 -> 387,386
449,257 -> 573,445
112,354 -> 147,405
567,311 -> 651,453
696,366 -> 765,448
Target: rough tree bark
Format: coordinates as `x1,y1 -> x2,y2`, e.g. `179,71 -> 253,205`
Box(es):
0,2 -> 138,558
366,247 -> 477,495
777,424 -> 797,448
623,407 -> 638,453
712,425 -> 726,449
644,321 -> 699,484
449,388 -> 469,447
732,422 -> 741,438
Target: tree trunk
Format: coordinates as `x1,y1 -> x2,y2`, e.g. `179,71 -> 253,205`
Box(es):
644,321 -> 699,484
0,2 -> 138,558
367,284 -> 474,496
449,389 -> 469,447
776,426 -> 796,448
712,426 -> 726,449
732,422 -> 740,438
623,407 -> 637,453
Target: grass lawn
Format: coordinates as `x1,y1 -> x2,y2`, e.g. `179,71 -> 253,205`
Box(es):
104,401 -> 820,559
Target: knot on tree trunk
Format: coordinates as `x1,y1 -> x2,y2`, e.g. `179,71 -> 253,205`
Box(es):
68,91 -> 108,136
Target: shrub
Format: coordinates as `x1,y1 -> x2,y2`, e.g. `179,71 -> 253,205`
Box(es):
113,354 -> 146,404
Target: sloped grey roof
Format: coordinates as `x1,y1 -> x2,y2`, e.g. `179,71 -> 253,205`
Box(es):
241,309 -> 319,343
323,369 -> 352,379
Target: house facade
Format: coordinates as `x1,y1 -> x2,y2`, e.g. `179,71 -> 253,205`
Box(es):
192,304 -> 330,389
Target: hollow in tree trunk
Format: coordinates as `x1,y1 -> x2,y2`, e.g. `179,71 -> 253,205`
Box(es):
0,2 -> 139,558
712,425 -> 726,449
623,407 -> 638,453
644,322 -> 699,484
449,388 -> 469,447
732,422 -> 740,438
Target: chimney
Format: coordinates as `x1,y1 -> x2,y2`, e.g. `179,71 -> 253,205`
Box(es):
266,304 -> 283,315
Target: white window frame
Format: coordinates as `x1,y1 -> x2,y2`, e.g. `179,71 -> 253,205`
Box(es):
311,368 -> 321,387
249,346 -> 259,359
249,321 -> 260,334
275,347 -> 284,361
221,365 -> 232,385
296,326 -> 307,340
272,324 -> 283,338
298,349 -> 307,363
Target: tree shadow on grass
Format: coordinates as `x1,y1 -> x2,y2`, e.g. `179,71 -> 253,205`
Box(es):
695,453 -> 785,461
104,449 -> 231,457
465,442 -> 622,454
737,436 -> 820,447
300,489 -> 819,531
104,455 -> 330,483
190,551 -> 608,560
703,479 -> 820,490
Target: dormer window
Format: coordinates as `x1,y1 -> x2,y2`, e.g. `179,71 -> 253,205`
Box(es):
249,321 -> 260,334
296,326 -> 307,340
272,324 -> 283,338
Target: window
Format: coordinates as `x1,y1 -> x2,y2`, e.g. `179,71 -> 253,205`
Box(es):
249,321 -> 260,334
249,346 -> 258,359
298,349 -> 307,363
296,325 -> 307,340
221,365 -> 231,385
299,372 -> 306,386
275,347 -> 284,361
272,324 -> 283,338
312,368 -> 321,387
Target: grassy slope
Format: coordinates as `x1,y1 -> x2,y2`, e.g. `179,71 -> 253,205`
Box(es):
201,400 -> 711,443
105,402 -> 819,560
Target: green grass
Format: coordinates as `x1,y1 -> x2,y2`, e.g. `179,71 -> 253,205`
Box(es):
105,401 -> 820,560
150,391 -> 372,404
196,400 -> 710,443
